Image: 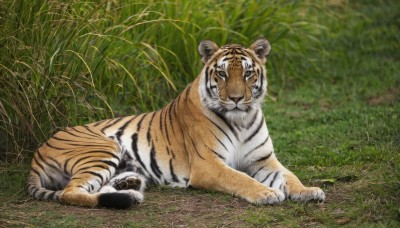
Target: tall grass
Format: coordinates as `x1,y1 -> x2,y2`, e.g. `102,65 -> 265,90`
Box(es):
0,0 -> 321,164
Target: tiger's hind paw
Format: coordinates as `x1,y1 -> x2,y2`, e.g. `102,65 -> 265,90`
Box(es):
108,172 -> 146,192
115,177 -> 142,191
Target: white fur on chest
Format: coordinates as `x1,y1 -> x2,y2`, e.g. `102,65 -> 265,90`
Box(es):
215,109 -> 273,171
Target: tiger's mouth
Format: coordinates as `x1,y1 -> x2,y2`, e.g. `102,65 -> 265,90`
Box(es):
223,104 -> 252,113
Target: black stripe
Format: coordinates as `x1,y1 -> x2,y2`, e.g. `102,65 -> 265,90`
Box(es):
150,145 -> 162,179
77,185 -> 89,192
251,166 -> 266,178
167,101 -> 176,134
246,112 -> 258,129
101,160 -> 118,170
244,116 -> 264,143
163,107 -> 171,145
79,164 -> 112,181
116,116 -> 137,142
62,150 -> 120,161
70,127 -> 99,138
79,160 -> 118,172
223,57 -> 233,61
93,119 -> 107,127
255,153 -> 272,162
211,110 -> 238,140
183,178 -> 189,186
147,112 -> 156,144
232,122 -> 241,130
76,164 -> 108,173
71,156 -> 94,173
167,147 -> 175,159
84,125 -> 106,137
136,114 -> 146,131
115,130 -> 123,143
32,188 -> 39,197
261,172 -> 273,184
184,83 -> 192,102
131,133 -> 148,174
211,149 -> 225,160
159,109 -> 164,131
36,148 -> 59,171
211,132 -> 228,152
101,117 -> 123,133
67,150 -> 119,171
269,171 -> 280,187
205,67 -> 212,97
64,157 -> 72,174
31,167 -> 41,177
66,143 -> 117,151
164,115 -> 171,145
45,141 -> 66,150
254,68 -> 264,99
80,171 -> 104,183
59,129 -> 95,140
32,154 -> 51,178
208,118 -> 233,144
189,137 -> 205,160
245,135 -> 270,158
47,191 -> 56,200
169,159 -> 179,182
174,93 -> 182,119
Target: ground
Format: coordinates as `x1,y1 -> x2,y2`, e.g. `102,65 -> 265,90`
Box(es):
0,173 -> 398,227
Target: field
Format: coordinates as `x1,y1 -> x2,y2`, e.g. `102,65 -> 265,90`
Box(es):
1,0 -> 399,227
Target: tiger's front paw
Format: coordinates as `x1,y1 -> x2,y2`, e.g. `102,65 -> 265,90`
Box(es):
245,187 -> 285,205
289,187 -> 325,202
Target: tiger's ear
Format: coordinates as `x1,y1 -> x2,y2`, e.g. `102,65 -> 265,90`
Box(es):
249,38 -> 271,62
198,40 -> 219,64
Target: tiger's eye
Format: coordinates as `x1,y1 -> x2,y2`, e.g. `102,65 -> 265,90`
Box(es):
218,71 -> 226,78
244,71 -> 252,77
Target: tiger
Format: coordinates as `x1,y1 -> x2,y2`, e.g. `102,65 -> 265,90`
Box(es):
28,38 -> 325,209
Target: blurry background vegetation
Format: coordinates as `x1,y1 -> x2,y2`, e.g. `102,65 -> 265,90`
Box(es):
0,0 -> 399,225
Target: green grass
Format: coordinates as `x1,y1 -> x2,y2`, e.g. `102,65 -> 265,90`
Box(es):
0,0 -> 399,227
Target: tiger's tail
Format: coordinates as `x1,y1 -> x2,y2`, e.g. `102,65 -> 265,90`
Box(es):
27,169 -> 62,201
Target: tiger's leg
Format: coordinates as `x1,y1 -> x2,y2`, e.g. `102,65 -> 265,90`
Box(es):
249,153 -> 325,202
189,157 -> 285,204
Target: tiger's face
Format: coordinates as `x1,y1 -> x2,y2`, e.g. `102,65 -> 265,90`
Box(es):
198,39 -> 271,120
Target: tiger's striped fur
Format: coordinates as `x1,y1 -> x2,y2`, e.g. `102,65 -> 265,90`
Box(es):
28,39 -> 325,209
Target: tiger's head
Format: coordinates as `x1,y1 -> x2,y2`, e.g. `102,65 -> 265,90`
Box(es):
198,39 -> 271,121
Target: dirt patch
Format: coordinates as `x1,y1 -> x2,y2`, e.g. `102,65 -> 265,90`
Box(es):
368,86 -> 400,106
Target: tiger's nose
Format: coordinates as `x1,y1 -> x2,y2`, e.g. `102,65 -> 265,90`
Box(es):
228,95 -> 244,104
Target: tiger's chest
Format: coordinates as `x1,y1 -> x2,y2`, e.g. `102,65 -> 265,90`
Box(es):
213,110 -> 273,172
